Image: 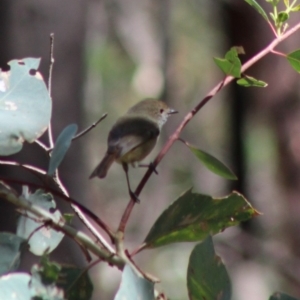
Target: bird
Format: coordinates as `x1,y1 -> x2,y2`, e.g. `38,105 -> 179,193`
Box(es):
89,98 -> 177,202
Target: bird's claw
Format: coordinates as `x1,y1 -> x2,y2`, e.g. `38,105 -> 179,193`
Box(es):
130,190 -> 140,203
138,162 -> 158,175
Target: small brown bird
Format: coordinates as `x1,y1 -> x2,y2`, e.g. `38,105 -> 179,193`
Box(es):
89,98 -> 177,201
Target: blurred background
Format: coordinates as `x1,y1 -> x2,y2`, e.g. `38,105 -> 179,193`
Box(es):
1,0 -> 300,299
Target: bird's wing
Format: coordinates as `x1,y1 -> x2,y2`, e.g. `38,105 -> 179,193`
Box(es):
107,116 -> 159,157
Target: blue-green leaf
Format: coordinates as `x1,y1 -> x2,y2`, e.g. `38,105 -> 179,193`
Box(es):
114,265 -> 154,300
0,233 -> 26,275
48,124 -> 78,176
17,188 -> 64,255
0,58 -> 52,155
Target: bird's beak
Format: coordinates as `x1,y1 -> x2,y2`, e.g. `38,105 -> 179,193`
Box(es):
168,108 -> 178,115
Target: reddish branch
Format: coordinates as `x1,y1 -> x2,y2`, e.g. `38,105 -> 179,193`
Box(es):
117,21 -> 300,233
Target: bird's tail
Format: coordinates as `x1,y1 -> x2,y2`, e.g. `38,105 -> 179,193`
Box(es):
89,153 -> 116,179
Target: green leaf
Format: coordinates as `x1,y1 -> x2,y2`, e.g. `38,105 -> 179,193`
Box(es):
291,5 -> 300,12
187,143 -> 237,180
244,0 -> 269,21
287,50 -> 300,73
187,237 -> 231,300
0,233 -> 27,276
48,124 -> 78,176
277,11 -> 289,23
17,188 -> 64,256
144,189 -> 259,248
57,265 -> 93,300
269,12 -> 276,22
237,75 -> 268,87
213,48 -> 242,78
114,265 -> 154,300
30,264 -> 65,299
40,256 -> 61,285
269,292 -> 299,300
0,58 -> 52,155
63,213 -> 75,224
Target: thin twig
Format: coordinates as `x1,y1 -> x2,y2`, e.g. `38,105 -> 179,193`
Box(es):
0,160 -> 46,176
53,170 -> 69,197
117,21 -> 300,233
47,33 -> 55,149
268,21 -> 278,37
35,139 -> 50,152
45,33 -> 112,251
271,49 -> 287,57
52,170 -> 114,252
72,113 -> 108,142
48,33 -> 55,98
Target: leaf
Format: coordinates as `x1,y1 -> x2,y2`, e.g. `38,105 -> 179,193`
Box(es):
237,75 -> 268,87
244,0 -> 269,21
269,292 -> 299,300
186,143 -> 237,180
48,124 -> 78,176
17,188 -> 64,255
291,5 -> 300,12
40,256 -> 61,285
63,213 -> 75,224
277,11 -> 289,23
0,58 -> 52,155
0,273 -> 32,300
57,265 -> 93,300
0,232 -> 27,276
287,50 -> 300,73
30,264 -> 65,299
187,237 -> 231,300
213,48 -> 242,78
114,265 -> 154,300
144,189 -> 259,248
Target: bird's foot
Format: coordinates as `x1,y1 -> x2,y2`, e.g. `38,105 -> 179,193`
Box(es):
138,162 -> 158,175
129,190 -> 140,203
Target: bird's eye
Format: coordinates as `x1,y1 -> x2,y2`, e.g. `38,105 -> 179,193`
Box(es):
160,109 -> 164,113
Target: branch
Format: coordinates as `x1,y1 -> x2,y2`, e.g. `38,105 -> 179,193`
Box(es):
0,160 -> 46,177
0,161 -> 114,247
0,183 -> 122,268
0,177 -> 114,246
118,21 -> 300,233
72,113 -> 108,142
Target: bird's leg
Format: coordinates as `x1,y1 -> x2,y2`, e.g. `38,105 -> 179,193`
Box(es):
122,163 -> 140,203
138,162 -> 158,175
